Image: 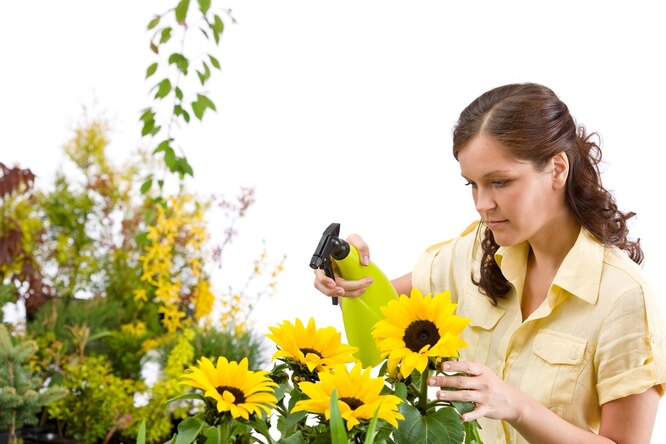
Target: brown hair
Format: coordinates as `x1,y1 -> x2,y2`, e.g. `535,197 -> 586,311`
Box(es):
452,83 -> 643,304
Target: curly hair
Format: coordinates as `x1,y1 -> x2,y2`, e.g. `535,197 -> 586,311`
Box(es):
452,83 -> 642,305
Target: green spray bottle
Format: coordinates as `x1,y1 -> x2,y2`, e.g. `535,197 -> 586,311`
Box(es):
310,223 -> 398,368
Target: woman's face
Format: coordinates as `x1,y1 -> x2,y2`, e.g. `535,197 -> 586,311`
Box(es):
457,133 -> 566,247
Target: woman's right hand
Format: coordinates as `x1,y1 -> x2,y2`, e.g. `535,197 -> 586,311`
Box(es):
312,233 -> 374,299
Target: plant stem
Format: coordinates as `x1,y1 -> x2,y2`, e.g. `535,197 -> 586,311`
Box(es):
219,421 -> 230,444
419,372 -> 429,412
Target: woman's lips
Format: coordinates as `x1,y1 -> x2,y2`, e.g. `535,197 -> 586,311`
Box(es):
486,220 -> 507,229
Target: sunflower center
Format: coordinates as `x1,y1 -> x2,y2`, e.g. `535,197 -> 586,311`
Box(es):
300,347 -> 323,358
216,385 -> 246,404
403,320 -> 441,352
339,396 -> 363,410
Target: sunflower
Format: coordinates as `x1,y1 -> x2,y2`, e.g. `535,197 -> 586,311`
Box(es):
180,356 -> 277,420
292,362 -> 404,431
372,288 -> 470,378
265,317 -> 358,373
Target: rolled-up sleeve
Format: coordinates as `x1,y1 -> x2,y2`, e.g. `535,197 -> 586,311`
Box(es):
595,284 -> 666,404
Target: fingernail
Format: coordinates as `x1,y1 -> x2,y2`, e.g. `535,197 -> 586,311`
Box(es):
443,363 -> 450,370
365,278 -> 373,286
428,377 -> 436,385
362,255 -> 369,266
437,391 -> 447,400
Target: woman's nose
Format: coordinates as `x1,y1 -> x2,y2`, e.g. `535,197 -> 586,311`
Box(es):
474,188 -> 495,213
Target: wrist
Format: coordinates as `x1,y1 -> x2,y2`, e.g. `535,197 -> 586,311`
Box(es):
507,387 -> 532,426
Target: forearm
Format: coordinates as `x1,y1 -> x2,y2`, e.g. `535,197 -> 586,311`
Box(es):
391,272 -> 412,296
509,393 -> 613,444
509,386 -> 660,444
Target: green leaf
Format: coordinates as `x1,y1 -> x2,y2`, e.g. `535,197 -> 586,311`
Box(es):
175,417 -> 203,444
140,177 -> 153,194
155,78 -> 172,99
202,425 -> 219,443
139,107 -> 155,122
145,62 -> 158,79
191,93 -> 216,120
135,231 -> 149,248
464,420 -> 483,444
159,27 -> 172,44
196,61 -> 211,86
139,109 -> 160,136
175,87 -> 184,101
153,139 -> 172,154
276,410 -> 307,438
197,0 -> 211,14
287,387 -> 304,411
150,41 -> 159,54
136,419 -> 146,444
451,401 -> 475,416
329,389 -> 348,444
147,15 -> 160,30
176,157 -> 194,177
394,404 -> 464,444
364,402 -> 382,444
209,54 -> 221,69
174,104 -> 190,123
175,0 -> 191,24
277,431 -> 305,444
249,416 -> 273,442
168,53 -> 189,75
0,284 -> 16,306
212,14 -> 224,44
394,381 -> 408,401
164,147 -> 177,170
88,331 -> 111,342
165,392 -> 205,406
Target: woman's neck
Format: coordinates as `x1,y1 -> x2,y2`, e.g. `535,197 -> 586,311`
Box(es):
528,212 -> 580,273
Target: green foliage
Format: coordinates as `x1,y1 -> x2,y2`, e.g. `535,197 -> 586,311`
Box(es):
329,390 -> 348,444
142,0 -> 233,186
191,326 -> 268,370
393,403 -> 464,444
1,2 -> 286,443
48,355 -> 143,444
0,324 -> 67,444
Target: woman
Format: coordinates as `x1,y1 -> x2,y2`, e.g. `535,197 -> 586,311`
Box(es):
313,83 -> 665,443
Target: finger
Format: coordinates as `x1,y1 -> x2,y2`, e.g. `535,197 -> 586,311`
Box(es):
313,269 -> 344,297
314,268 -> 339,289
313,269 -> 373,299
346,233 -> 370,266
441,360 -> 484,376
460,403 -> 489,423
428,375 -> 481,390
336,276 -> 373,298
313,277 -> 343,298
435,388 -> 476,403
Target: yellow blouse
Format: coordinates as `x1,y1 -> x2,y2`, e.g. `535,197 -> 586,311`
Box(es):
412,221 -> 666,444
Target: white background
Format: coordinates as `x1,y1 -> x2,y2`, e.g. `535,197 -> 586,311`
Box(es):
2,0 -> 664,440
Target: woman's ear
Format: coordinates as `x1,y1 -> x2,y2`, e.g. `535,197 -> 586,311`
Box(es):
551,151 -> 569,189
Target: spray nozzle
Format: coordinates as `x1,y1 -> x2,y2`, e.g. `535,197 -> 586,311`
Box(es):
310,223 -> 350,305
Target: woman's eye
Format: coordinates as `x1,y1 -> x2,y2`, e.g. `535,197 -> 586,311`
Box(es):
464,181 -> 476,188
491,180 -> 507,187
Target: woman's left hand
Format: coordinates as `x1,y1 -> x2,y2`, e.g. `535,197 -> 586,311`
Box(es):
427,360 -> 524,423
